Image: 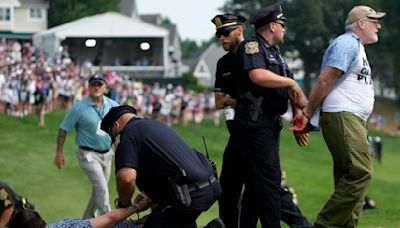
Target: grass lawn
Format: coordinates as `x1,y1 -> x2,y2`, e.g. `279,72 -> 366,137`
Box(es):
1,109 -> 400,227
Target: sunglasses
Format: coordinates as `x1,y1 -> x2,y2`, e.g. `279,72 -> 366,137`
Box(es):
216,27 -> 238,38
273,21 -> 286,28
365,18 -> 380,25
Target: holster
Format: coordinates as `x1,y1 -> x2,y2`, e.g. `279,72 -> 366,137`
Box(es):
167,169 -> 192,207
238,92 -> 263,122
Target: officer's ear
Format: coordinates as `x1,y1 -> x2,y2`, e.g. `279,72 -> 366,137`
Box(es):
269,22 -> 278,32
237,25 -> 244,34
112,121 -> 120,133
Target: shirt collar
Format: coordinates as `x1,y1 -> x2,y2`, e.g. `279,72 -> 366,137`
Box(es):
346,31 -> 362,42
256,33 -> 271,48
88,95 -> 105,107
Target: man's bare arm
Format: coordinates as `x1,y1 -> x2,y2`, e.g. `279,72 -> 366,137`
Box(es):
90,207 -> 137,228
54,128 -> 67,169
305,66 -> 343,118
249,68 -> 307,108
116,167 -> 137,206
0,207 -> 13,227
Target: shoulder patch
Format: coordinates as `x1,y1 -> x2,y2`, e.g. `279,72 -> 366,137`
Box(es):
245,41 -> 259,54
0,188 -> 8,200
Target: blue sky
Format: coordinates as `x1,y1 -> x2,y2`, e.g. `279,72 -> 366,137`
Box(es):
136,0 -> 225,44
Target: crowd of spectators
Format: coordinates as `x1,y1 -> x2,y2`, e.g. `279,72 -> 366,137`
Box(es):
0,39 -> 219,127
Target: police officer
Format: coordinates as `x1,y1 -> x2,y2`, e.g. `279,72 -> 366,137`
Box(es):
211,13 -> 246,228
0,181 -> 34,227
234,4 -> 308,227
100,105 -> 221,228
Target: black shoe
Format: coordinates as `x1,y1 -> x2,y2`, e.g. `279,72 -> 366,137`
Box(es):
204,218 -> 225,228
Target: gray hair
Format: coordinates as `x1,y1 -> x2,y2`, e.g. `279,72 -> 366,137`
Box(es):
346,17 -> 368,31
345,20 -> 358,31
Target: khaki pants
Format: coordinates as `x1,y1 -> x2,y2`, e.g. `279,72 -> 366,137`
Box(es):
76,148 -> 113,219
314,112 -> 372,228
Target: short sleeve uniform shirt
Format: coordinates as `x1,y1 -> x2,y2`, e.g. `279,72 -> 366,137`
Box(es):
235,34 -> 293,116
115,118 -> 214,203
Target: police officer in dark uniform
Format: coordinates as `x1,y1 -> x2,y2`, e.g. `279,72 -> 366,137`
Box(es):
0,181 -> 34,227
211,13 -> 246,228
100,105 -> 221,228
234,4 -> 308,227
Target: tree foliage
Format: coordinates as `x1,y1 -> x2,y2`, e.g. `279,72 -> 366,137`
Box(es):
180,39 -> 200,59
222,0 -> 399,97
48,0 -> 119,27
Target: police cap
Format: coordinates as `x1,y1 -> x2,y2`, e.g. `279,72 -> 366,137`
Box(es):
211,13 -> 247,37
100,105 -> 137,134
250,4 -> 287,29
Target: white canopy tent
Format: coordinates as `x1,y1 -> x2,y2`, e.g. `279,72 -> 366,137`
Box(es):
33,12 -> 171,77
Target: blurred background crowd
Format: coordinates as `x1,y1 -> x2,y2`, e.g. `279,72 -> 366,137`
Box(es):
0,39 -> 220,127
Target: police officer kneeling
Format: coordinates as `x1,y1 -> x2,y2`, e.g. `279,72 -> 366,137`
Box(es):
101,105 -> 221,228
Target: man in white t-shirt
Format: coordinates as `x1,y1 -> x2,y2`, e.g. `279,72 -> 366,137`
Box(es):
292,5 -> 385,228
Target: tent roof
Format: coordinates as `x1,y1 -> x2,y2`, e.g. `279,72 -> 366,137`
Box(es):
34,12 -> 169,40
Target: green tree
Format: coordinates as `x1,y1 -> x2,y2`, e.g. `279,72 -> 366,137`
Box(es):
48,0 -> 119,27
379,0 -> 400,104
222,0 -> 394,96
181,72 -> 204,91
181,39 -> 200,59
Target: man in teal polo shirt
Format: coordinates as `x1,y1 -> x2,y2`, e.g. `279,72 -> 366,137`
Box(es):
54,74 -> 119,219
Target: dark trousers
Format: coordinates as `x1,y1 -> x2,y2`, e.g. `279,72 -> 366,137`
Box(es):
281,189 -> 311,228
219,131 -> 244,228
237,112 -> 282,228
144,205 -> 202,228
144,181 -> 221,228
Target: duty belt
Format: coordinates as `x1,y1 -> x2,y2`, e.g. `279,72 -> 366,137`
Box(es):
79,146 -> 109,153
187,176 -> 216,192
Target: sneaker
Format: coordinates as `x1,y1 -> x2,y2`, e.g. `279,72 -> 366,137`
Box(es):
203,218 -> 225,228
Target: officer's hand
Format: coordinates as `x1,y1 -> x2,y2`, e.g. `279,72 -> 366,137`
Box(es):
54,153 -> 65,169
224,95 -> 236,108
133,192 -> 152,212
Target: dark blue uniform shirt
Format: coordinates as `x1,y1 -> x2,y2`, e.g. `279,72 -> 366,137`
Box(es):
214,51 -> 237,99
235,33 -> 294,117
115,118 -> 214,204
